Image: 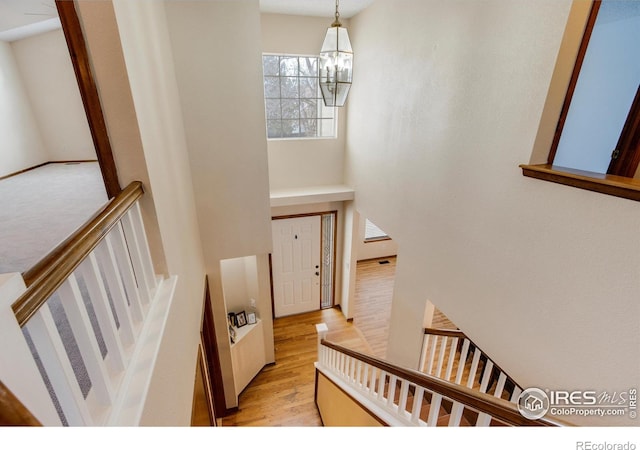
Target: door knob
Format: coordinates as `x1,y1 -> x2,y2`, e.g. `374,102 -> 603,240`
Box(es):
315,272 -> 319,276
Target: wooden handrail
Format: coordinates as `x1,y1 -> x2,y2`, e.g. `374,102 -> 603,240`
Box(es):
423,327 -> 465,339
321,339 -> 568,427
0,380 -> 41,426
12,181 -> 144,327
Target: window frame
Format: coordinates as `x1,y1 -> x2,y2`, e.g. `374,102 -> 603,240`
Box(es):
262,53 -> 338,141
521,0 -> 640,201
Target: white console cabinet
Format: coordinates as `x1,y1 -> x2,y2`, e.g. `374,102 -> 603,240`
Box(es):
230,319 -> 266,396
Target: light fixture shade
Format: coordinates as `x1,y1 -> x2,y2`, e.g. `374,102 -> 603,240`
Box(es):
319,26 -> 353,107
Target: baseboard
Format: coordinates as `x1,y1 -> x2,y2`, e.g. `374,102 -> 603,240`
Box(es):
0,160 -> 99,181
0,162 -> 49,181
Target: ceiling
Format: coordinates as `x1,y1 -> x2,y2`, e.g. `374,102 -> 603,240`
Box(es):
0,0 -> 374,42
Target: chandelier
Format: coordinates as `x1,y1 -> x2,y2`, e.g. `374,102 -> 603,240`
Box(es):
319,0 -> 353,107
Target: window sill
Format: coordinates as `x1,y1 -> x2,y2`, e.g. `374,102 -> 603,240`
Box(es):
520,164 -> 640,202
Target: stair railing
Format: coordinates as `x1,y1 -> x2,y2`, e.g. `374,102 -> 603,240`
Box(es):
315,324 -> 566,427
0,181 -> 177,426
420,327 -> 522,406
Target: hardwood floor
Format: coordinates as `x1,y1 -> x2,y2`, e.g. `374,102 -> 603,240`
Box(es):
220,256 -> 458,427
352,256 -> 457,359
221,308 -> 372,426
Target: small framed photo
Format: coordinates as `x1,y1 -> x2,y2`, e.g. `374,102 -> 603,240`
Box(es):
228,312 -> 237,328
247,312 -> 257,325
228,325 -> 236,344
236,311 -> 247,328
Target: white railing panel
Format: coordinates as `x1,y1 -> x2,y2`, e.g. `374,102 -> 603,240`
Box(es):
26,304 -> 93,425
94,237 -> 136,347
0,273 -> 61,426
57,275 -> 113,407
444,337 -> 458,381
455,339 -> 470,385
466,349 -> 482,389
77,254 -> 126,373
109,223 -> 145,322
120,210 -> 153,305
129,203 -> 157,293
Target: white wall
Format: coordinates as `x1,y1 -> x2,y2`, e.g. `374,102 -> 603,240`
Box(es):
11,30 -> 95,162
261,14 -> 348,190
76,0 -> 208,425
165,0 -> 274,409
0,41 -> 48,177
347,0 -> 639,426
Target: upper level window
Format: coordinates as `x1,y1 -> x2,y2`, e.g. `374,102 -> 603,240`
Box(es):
550,0 -> 640,177
262,54 -> 336,140
364,219 -> 390,242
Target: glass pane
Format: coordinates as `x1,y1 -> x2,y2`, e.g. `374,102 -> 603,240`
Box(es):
300,99 -> 318,119
281,99 -> 300,119
281,77 -> 299,98
553,0 -> 640,174
263,55 -> 279,76
280,57 -> 298,76
281,120 -> 300,138
265,99 -> 281,120
320,102 -> 335,119
267,120 -> 283,139
299,57 -> 318,77
300,118 -> 318,137
300,77 -> 318,99
264,76 -> 280,98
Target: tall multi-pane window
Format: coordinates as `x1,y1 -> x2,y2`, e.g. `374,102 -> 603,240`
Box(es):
262,54 -> 336,139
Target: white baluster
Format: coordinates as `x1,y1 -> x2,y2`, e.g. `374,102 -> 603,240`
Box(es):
426,335 -> 438,375
411,387 -> 425,424
315,323 -> 328,367
377,370 -> 386,401
129,203 -> 157,293
419,334 -> 429,372
478,360 -> 494,394
369,367 -> 377,396
94,236 -> 135,347
493,372 -> 507,399
77,254 -> 126,372
121,209 -> 153,304
355,360 -> 362,386
26,305 -> 93,425
455,339 -> 470,384
466,349 -> 482,389
444,337 -> 458,381
386,375 -> 397,407
109,224 -> 145,322
57,275 -> 113,407
448,402 -> 465,426
511,386 -> 522,403
435,336 -> 448,378
427,393 -> 442,426
397,379 -> 409,415
362,363 -> 369,392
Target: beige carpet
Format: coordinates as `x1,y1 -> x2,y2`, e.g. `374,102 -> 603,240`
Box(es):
0,162 -> 108,274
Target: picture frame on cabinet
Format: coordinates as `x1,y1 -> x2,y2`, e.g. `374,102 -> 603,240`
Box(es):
247,312 -> 256,325
228,312 -> 237,328
236,311 -> 247,328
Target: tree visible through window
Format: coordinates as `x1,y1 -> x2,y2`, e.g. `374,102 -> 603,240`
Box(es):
262,54 -> 336,139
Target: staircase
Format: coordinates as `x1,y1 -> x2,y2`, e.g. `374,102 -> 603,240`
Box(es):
314,324 -> 565,427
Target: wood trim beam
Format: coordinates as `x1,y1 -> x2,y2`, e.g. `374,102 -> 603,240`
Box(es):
521,163 -> 640,202
423,327 -> 465,339
56,0 -> 121,199
14,182 -> 144,327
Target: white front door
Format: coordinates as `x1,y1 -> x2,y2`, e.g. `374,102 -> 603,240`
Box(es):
271,215 -> 321,318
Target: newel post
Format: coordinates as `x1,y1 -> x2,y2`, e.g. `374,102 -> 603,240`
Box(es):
315,323 -> 328,366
